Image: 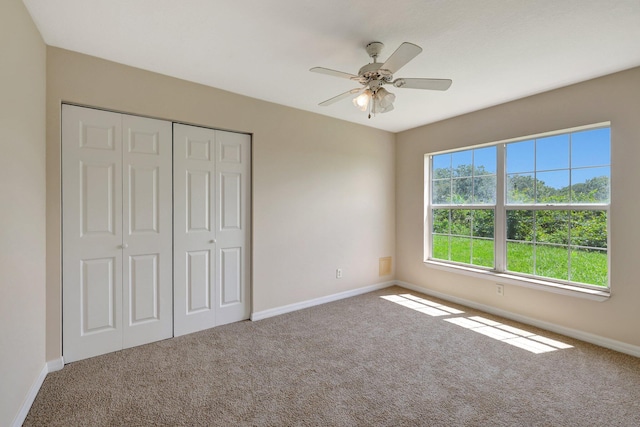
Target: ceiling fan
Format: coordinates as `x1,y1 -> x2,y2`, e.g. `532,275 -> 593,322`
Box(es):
310,41 -> 452,118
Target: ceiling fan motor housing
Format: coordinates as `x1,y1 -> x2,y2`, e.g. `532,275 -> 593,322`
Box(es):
365,41 -> 384,59
358,62 -> 392,79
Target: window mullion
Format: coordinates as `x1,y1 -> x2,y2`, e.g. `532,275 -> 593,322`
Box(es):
495,144 -> 506,272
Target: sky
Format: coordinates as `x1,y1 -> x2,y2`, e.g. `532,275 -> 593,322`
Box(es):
433,127 -> 610,190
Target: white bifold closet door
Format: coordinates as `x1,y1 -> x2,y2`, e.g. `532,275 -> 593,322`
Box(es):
62,105 -> 173,363
173,123 -> 251,336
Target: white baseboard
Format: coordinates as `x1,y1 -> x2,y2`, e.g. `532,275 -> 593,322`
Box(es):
10,357 -> 64,427
251,281 -> 395,321
47,357 -> 64,372
395,280 -> 640,358
11,365 -> 47,427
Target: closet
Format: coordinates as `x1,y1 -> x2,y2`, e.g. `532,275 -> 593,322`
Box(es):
62,105 -> 251,363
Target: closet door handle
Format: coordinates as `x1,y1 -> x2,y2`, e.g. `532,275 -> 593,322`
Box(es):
120,243 -> 129,249
209,239 -> 216,244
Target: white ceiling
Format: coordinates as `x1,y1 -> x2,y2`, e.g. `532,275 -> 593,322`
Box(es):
23,0 -> 640,133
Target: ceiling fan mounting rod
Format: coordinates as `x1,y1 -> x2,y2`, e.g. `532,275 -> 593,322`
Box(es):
365,41 -> 384,62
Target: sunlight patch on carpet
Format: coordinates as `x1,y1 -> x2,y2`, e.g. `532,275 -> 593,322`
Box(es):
381,294 -> 464,316
380,293 -> 572,354
444,315 -> 573,354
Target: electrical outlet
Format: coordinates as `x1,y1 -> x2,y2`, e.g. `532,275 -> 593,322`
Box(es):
336,268 -> 343,279
496,284 -> 504,296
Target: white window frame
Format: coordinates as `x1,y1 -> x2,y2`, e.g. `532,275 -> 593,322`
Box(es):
424,122 -> 611,301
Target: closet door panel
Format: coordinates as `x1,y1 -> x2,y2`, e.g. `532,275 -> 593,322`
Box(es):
122,115 -> 173,348
81,257 -> 117,332
186,250 -> 211,312
128,166 -> 159,233
62,105 -> 123,363
173,124 -> 217,336
81,162 -> 117,235
128,253 -> 160,323
220,247 -> 241,305
187,170 -> 211,232
215,130 -> 251,325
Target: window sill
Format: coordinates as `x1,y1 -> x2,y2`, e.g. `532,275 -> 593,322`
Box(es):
423,260 -> 610,301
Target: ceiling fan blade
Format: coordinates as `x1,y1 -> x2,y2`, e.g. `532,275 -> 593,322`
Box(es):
381,42 -> 423,74
393,78 -> 452,91
318,88 -> 364,106
310,67 -> 358,80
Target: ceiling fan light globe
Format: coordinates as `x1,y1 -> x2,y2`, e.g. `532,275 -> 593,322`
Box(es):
380,103 -> 394,113
372,101 -> 394,114
375,88 -> 396,109
353,90 -> 371,111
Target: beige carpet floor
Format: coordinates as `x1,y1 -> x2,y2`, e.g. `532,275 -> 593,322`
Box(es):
25,286 -> 640,426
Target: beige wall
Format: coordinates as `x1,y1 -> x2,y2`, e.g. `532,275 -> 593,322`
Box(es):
46,47 -> 396,360
396,67 -> 640,347
0,1 -> 47,425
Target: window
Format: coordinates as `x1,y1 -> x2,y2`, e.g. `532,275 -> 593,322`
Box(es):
431,146 -> 497,268
426,124 -> 610,291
